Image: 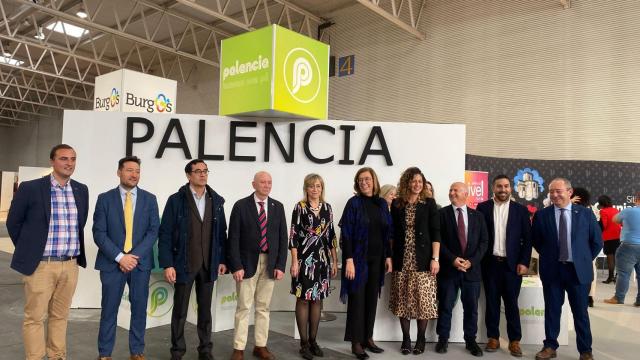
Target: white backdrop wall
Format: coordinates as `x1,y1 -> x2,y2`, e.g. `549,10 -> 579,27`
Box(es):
62,110 -> 465,310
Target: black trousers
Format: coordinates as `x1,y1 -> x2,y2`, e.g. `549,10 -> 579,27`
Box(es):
436,273 -> 481,342
344,256 -> 382,343
482,257 -> 523,341
171,265 -> 214,356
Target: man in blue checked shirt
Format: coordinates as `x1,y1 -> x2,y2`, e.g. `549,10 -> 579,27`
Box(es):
6,144 -> 89,360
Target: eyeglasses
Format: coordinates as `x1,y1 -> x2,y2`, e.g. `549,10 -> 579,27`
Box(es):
357,177 -> 373,183
191,169 -> 210,175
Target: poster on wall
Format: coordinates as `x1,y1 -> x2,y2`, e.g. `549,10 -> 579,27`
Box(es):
466,155 -> 640,216
464,170 -> 488,209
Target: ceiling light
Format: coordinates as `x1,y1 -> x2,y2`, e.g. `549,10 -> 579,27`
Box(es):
76,11 -> 88,19
2,51 -> 11,57
34,27 -> 45,40
0,55 -> 24,66
45,21 -> 88,38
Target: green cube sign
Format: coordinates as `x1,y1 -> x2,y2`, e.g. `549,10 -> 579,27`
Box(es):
219,25 -> 329,119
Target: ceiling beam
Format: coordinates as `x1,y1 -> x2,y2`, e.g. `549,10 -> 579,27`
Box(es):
356,0 -> 426,40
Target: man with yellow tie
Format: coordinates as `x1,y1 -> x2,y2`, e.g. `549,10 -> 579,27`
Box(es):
93,156 -> 160,360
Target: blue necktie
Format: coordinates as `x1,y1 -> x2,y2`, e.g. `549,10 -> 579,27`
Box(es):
558,208 -> 569,261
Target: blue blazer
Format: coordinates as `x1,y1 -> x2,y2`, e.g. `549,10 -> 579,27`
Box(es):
438,205 -> 489,282
476,200 -> 532,273
6,175 -> 89,275
92,187 -> 160,272
532,204 -> 603,284
158,184 -> 227,283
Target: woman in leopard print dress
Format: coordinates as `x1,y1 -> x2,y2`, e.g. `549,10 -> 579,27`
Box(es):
389,167 -> 441,355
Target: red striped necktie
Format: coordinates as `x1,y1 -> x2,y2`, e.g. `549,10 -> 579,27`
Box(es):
258,201 -> 268,252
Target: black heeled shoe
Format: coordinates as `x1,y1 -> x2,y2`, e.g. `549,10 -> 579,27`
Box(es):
363,340 -> 384,353
309,340 -> 324,357
602,276 -> 615,284
299,341 -> 313,360
400,337 -> 412,355
413,337 -> 426,355
351,344 -> 369,359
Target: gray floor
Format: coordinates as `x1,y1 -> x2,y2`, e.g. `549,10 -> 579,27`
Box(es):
0,231 -> 638,359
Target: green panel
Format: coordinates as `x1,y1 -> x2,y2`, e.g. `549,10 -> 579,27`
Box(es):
273,25 -> 329,119
219,26 -> 274,115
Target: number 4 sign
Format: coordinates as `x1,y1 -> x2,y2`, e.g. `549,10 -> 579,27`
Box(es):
338,55 -> 355,77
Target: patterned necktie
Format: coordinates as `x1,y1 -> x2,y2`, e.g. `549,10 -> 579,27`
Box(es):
558,208 -> 569,261
457,208 -> 467,256
258,201 -> 268,252
124,191 -> 133,253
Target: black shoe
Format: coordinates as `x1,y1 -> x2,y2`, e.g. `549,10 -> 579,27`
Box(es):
363,341 -> 384,354
351,350 -> 369,359
400,337 -> 412,355
588,296 -> 594,308
300,342 -> 313,360
602,277 -> 614,284
413,337 -> 426,355
308,340 -> 323,357
435,340 -> 448,354
466,341 -> 484,357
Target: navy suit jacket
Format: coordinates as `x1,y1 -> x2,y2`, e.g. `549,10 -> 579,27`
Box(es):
6,175 -> 89,275
438,205 -> 489,282
227,194 -> 288,279
92,187 -> 160,272
532,204 -> 603,285
476,199 -> 532,273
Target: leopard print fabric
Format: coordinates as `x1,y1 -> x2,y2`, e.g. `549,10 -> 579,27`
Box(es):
389,202 -> 438,319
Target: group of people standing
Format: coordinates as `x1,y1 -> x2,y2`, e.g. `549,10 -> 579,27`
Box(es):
6,143 -> 607,360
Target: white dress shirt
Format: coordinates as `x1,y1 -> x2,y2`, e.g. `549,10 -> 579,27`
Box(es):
190,186 -> 206,221
254,193 -> 269,219
492,199 -> 510,257
554,203 -> 573,262
454,204 -> 468,240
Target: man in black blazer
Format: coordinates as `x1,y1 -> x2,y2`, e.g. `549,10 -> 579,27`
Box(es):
476,175 -> 532,357
228,171 -> 288,360
436,182 -> 488,357
6,144 -> 89,360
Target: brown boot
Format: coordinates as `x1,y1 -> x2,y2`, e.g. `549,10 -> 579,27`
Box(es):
604,296 -> 623,304
485,338 -> 500,352
508,340 -> 522,357
579,352 -> 594,360
97,357 -> 112,360
534,347 -> 557,360
252,346 -> 275,360
230,349 -> 244,360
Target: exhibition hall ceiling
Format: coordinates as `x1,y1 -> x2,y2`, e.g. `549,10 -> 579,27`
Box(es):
0,0 -> 567,127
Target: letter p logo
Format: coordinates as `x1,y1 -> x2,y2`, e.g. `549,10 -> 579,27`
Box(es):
284,47 -> 321,104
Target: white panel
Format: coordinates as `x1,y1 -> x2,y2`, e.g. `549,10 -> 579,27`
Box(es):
0,171 -> 17,212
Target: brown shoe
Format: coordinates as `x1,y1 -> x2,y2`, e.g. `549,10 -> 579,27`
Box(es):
579,352 -> 594,360
604,296 -> 622,304
97,357 -> 112,360
508,340 -> 523,357
485,338 -> 500,352
534,347 -> 557,360
230,349 -> 244,360
252,346 -> 275,360
130,355 -> 145,360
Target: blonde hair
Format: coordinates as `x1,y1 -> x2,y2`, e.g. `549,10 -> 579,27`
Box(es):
379,184 -> 396,199
302,173 -> 325,203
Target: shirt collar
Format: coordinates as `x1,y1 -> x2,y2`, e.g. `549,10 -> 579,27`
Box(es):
493,198 -> 510,207
119,185 -> 137,197
50,174 -> 70,189
554,203 -> 572,211
254,193 -> 268,204
454,204 -> 468,212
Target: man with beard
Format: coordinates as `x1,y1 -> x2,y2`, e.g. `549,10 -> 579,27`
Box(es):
93,156 -> 160,360
476,175 -> 532,357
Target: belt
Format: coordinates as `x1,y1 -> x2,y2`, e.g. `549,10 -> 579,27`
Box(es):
41,255 -> 77,262
493,256 -> 507,262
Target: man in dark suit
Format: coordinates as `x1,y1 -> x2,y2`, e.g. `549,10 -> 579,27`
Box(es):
228,171 -> 288,360
159,159 -> 227,360
93,156 -> 160,360
436,182 -> 488,357
532,178 -> 602,360
476,175 -> 532,357
6,144 -> 89,360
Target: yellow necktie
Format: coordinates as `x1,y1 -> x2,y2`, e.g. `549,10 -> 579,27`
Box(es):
124,191 -> 133,253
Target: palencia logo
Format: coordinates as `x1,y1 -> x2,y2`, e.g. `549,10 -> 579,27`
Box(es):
223,55 -> 270,81
146,280 -> 173,317
126,92 -> 173,113
284,47 -> 321,104
520,306 -> 545,317
95,88 -> 120,110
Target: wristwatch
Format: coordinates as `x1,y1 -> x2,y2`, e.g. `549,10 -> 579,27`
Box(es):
432,257 -> 439,262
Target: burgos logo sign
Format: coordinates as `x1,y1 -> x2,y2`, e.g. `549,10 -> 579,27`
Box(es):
283,48 -> 321,104
146,280 -> 173,317
125,92 -> 174,113
95,88 -> 120,110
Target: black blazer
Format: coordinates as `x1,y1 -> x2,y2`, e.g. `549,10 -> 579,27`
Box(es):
227,194 -> 288,279
476,200 -> 532,273
6,175 -> 89,275
438,205 -> 488,282
391,198 -> 440,272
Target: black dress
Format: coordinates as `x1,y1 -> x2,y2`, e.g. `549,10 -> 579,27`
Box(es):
289,201 -> 337,301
